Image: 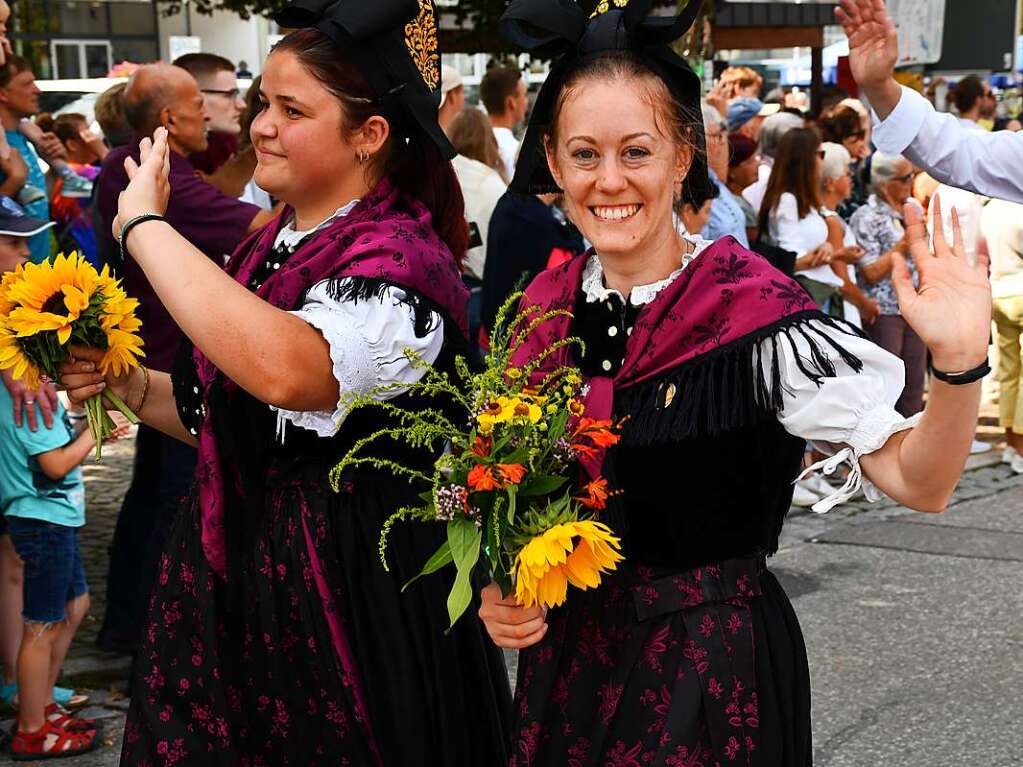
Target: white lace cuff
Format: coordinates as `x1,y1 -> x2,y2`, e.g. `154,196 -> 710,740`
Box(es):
272,280 -> 444,438
798,407 -> 923,514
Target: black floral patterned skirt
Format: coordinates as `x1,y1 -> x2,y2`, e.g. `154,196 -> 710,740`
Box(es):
121,473 -> 511,766
508,560 -> 811,767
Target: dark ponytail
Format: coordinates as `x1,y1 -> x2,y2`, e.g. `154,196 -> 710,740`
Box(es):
272,29 -> 468,264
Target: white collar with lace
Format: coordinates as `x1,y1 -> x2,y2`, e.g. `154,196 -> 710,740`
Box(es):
274,198 -> 361,251
581,235 -> 713,306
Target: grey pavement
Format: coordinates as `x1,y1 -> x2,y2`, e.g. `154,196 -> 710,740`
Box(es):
3,436 -> 1021,765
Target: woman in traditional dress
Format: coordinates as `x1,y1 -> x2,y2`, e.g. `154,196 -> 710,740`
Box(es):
479,2 -> 991,765
58,2 -> 510,763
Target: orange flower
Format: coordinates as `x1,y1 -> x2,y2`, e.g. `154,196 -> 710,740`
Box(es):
497,463 -> 526,485
471,435 -> 493,458
577,477 -> 610,510
570,442 -> 598,460
467,464 -> 501,491
573,417 -> 621,448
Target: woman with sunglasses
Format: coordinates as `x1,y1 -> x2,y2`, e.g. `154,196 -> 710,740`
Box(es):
849,152 -> 930,418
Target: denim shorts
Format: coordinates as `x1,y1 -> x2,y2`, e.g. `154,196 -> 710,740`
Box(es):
6,516 -> 88,624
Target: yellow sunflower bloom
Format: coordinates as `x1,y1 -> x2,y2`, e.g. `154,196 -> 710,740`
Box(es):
100,328 -> 145,377
0,320 -> 39,389
512,520 -> 624,609
4,253 -> 97,343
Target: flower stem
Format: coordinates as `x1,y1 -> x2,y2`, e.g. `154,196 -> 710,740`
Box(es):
102,389 -> 140,424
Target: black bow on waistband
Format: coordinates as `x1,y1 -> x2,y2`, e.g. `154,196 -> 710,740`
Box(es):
273,0 -> 454,160
498,0 -> 712,199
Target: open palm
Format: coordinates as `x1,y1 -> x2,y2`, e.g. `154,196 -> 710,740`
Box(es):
894,196 -> 991,372
835,0 -> 898,89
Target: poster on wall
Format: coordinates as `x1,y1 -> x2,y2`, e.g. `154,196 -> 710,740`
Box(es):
888,0 -> 945,66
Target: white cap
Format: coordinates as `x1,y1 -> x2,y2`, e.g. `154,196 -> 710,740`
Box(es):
440,64 -> 463,107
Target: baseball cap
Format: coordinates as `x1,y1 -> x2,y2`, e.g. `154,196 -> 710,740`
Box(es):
727,98 -> 781,132
0,196 -> 54,237
440,64 -> 464,108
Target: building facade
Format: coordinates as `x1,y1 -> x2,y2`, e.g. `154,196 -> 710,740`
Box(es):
8,0 -> 273,80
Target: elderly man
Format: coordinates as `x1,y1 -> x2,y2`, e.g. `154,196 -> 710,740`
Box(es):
700,102 -> 748,247
726,97 -> 779,142
173,53 -> 245,175
849,152 -> 926,417
92,63 -> 273,656
838,0 -> 1023,203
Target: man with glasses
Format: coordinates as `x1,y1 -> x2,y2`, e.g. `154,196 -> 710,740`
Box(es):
700,101 -> 749,247
173,53 -> 246,176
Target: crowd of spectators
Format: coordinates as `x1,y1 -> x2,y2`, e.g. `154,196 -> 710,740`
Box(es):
701,66 -> 1014,504
0,26 -> 1019,755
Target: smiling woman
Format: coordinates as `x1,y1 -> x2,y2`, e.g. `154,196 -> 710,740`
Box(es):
56,1 -> 511,764
480,1 -> 993,765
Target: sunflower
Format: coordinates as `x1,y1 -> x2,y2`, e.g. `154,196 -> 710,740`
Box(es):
100,327 -> 145,378
0,319 -> 38,389
5,253 -> 98,344
512,520 -> 624,609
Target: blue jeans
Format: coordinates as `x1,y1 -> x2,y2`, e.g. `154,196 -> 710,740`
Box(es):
6,516 -> 88,624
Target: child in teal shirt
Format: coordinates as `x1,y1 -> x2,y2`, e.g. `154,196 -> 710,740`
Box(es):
0,197 -> 109,757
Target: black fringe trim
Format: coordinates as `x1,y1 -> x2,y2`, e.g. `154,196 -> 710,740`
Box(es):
617,311 -> 866,445
322,276 -> 441,339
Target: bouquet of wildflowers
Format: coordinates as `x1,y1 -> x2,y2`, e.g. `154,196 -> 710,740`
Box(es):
333,294 -> 624,627
0,252 -> 143,458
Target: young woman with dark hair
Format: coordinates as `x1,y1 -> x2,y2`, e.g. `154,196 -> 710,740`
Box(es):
761,127 -> 861,315
480,2 -> 991,765
58,8 -> 510,765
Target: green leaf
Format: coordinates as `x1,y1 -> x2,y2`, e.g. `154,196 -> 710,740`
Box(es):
518,475 -> 569,497
445,518 -> 482,629
401,540 -> 453,592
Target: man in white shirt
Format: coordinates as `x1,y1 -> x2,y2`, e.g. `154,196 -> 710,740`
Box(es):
480,66 -> 529,181
837,0 -> 1023,203
437,64 -> 465,133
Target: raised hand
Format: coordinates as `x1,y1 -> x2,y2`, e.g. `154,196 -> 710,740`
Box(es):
835,0 -> 897,88
113,127 -> 172,239
893,195 -> 992,373
835,0 -> 903,117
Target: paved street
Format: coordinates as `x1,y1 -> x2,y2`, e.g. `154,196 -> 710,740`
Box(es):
2,434 -> 1021,765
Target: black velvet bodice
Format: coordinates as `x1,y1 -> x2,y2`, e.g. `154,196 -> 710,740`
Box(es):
573,288 -> 806,572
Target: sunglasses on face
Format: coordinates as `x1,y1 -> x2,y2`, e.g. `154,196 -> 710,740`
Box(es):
894,172 -> 914,183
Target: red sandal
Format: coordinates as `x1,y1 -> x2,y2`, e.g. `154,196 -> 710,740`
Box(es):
9,718 -> 98,761
45,702 -> 98,733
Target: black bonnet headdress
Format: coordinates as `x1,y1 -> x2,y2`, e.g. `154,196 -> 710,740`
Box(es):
499,0 -> 712,199
273,0 -> 455,160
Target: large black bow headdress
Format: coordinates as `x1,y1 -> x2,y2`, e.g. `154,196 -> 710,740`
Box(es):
499,0 -> 712,200
273,0 -> 454,160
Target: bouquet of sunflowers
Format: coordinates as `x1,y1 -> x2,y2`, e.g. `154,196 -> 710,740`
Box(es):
333,294 -> 624,628
0,252 -> 143,458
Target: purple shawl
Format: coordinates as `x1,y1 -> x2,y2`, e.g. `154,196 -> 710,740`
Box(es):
512,237 -> 820,476
193,177 -> 468,577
